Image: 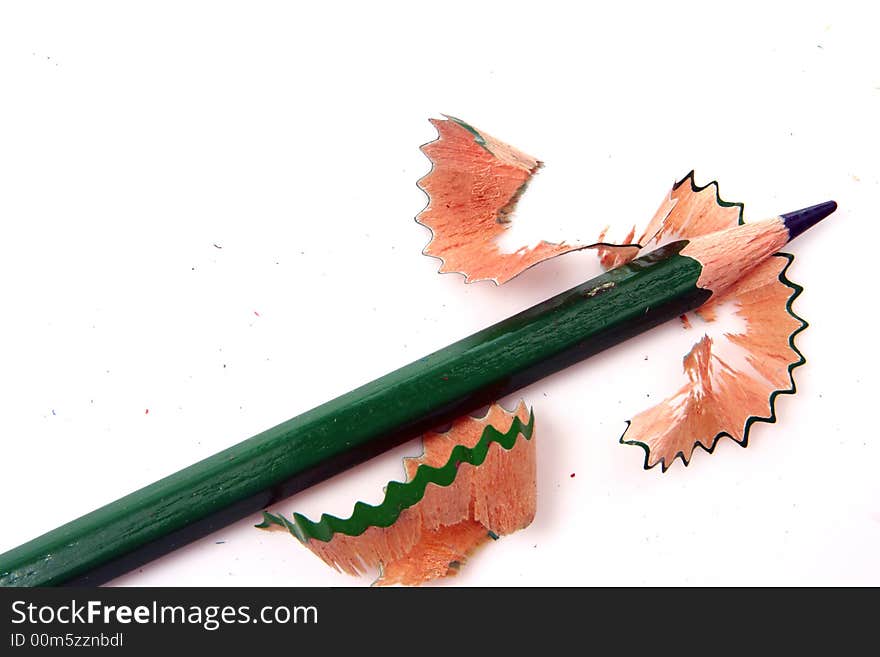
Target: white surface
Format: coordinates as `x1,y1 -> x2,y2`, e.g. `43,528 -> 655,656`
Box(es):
1,1 -> 878,586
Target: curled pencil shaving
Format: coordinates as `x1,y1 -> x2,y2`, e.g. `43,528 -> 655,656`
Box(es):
416,117 -> 747,286
596,171 -> 744,271
622,259 -> 804,468
588,171 -> 807,468
259,402 -> 536,585
416,116 -> 587,284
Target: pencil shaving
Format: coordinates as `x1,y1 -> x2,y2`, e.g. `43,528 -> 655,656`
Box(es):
614,175 -> 807,469
582,172 -> 809,468
596,171 -> 744,271
258,402 -> 536,585
416,116 -> 585,284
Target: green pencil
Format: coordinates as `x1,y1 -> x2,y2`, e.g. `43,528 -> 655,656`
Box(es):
0,201 -> 835,587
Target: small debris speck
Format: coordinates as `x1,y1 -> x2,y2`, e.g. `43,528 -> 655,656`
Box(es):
145,409 -> 150,415
570,473 -> 575,478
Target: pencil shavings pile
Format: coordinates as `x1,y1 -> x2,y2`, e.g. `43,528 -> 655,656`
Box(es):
258,402 -> 536,585
416,117 -> 808,470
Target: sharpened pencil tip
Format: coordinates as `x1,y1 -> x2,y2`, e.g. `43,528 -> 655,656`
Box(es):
781,200 -> 837,241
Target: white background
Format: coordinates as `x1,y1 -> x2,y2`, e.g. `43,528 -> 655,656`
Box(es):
1,1 -> 878,586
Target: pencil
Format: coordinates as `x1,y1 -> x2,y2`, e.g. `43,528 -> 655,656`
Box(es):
0,200 -> 836,586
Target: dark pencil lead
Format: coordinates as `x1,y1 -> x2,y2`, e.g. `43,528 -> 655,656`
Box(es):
781,200 -> 837,241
